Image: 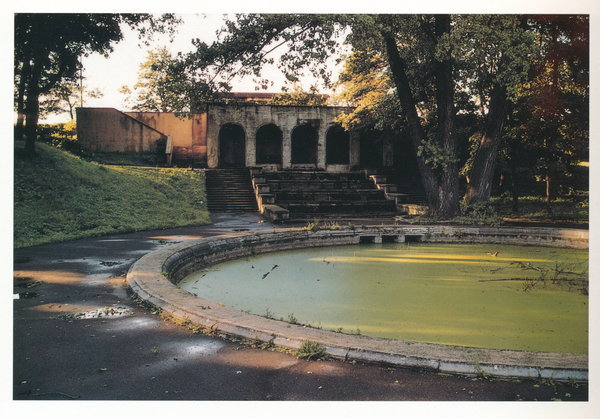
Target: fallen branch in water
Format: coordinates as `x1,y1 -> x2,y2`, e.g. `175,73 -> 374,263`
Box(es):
479,277 -> 587,284
483,259 -> 588,294
490,261 -> 543,273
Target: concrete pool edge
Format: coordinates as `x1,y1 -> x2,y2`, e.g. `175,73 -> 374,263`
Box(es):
127,225 -> 589,382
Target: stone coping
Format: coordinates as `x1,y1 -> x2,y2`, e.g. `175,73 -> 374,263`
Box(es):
127,226 -> 588,382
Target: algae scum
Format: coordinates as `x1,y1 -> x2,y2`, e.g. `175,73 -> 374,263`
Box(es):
179,243 -> 588,354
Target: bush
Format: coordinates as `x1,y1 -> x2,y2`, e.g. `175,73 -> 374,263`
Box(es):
36,121 -> 80,152
463,201 -> 502,226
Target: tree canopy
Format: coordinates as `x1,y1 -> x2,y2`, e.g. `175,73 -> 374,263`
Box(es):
119,46 -> 187,112
269,84 -> 329,106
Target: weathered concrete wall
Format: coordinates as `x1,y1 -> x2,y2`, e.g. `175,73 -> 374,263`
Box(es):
77,108 -> 166,153
125,111 -> 208,165
206,104 -> 358,171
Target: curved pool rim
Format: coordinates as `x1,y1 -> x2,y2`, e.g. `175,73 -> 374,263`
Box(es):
127,225 -> 589,382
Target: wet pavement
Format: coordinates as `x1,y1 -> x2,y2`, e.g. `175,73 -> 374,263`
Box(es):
11,213 -> 594,414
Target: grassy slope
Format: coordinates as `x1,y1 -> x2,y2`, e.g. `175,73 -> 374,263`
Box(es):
14,143 -> 210,248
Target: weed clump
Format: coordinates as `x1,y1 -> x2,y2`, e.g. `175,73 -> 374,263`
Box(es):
295,340 -> 328,361
303,219 -> 341,232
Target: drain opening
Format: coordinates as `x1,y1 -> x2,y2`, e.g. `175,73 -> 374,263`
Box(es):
382,235 -> 399,243
359,236 -> 376,244
405,235 -> 422,243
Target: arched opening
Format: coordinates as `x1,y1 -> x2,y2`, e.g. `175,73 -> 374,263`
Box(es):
291,124 -> 318,165
359,129 -> 384,169
256,124 -> 282,165
326,125 -> 350,165
219,123 -> 246,167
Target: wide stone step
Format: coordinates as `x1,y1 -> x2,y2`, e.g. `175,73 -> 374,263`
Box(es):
275,192 -> 388,203
262,171 -> 367,182
284,201 -> 397,214
266,182 -> 376,192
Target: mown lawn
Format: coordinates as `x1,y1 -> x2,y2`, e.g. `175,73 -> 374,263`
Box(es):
14,142 -> 211,248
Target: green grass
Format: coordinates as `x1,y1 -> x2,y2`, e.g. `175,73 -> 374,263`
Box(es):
415,194 -> 588,226
493,195 -> 589,224
14,142 -> 211,248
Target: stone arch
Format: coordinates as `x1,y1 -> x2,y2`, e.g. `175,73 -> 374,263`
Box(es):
326,125 -> 350,165
219,123 -> 246,167
255,123 -> 282,165
359,129 -> 384,169
291,123 -> 318,165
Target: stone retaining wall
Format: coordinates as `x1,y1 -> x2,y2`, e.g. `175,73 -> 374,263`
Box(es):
163,226 -> 588,283
127,226 -> 588,382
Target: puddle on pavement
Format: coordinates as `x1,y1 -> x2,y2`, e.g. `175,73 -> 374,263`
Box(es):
14,277 -> 43,289
179,242 -> 589,354
106,316 -> 162,331
52,257 -> 135,279
53,306 -> 133,321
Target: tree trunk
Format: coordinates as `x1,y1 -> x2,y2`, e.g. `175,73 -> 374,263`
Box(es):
434,15 -> 460,217
15,60 -> 30,142
24,63 -> 42,157
545,174 -> 552,213
463,82 -> 508,205
510,149 -> 519,212
383,34 -> 439,209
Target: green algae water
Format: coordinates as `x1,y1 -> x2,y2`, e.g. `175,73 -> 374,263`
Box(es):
178,243 -> 588,354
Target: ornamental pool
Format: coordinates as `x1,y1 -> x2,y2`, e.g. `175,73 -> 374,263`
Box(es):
178,242 -> 588,354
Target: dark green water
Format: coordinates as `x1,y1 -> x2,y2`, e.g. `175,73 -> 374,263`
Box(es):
179,243 -> 588,353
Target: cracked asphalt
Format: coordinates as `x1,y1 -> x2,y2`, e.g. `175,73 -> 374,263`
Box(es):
10,213 -> 593,416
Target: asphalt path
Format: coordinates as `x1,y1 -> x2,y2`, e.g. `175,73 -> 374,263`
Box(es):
11,213 -> 593,416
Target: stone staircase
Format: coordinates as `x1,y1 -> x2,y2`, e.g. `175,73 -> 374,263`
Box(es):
205,169 -> 258,212
251,169 -> 401,221
389,176 -> 428,205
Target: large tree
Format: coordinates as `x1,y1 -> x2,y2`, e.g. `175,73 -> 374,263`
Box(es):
458,16 -> 537,205
119,46 -> 188,112
505,15 -> 589,210
14,13 -> 180,156
173,14 -> 539,217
